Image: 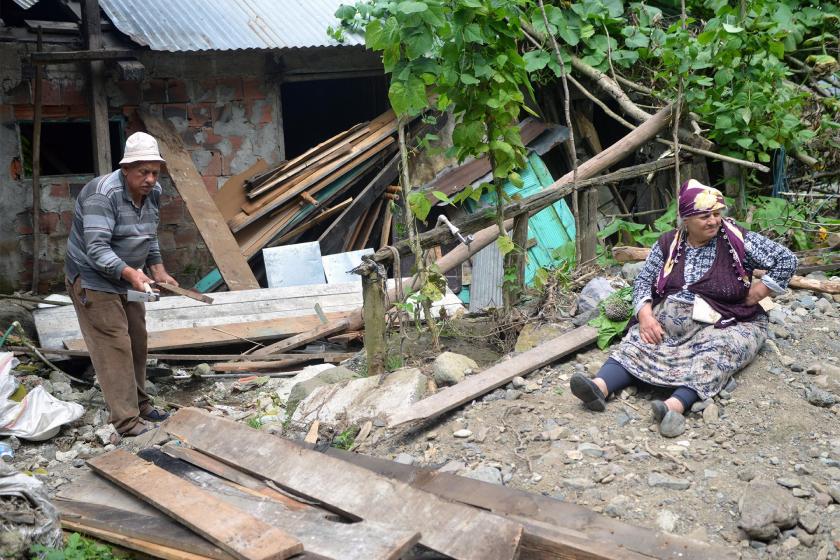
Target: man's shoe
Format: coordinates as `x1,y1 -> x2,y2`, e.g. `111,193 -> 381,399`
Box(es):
140,407 -> 169,422
570,373 -> 607,412
120,420 -> 157,438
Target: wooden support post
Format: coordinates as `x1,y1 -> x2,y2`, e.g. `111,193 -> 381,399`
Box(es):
578,186 -> 599,263
31,27 -> 43,294
361,267 -> 386,377
507,214 -> 529,303
83,0 -> 111,175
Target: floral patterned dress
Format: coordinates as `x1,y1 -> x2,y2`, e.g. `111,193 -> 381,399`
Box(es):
611,231 -> 797,399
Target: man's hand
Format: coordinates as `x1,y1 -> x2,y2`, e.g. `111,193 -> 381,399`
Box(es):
744,280 -> 771,306
149,264 -> 179,287
121,266 -> 155,292
638,303 -> 664,345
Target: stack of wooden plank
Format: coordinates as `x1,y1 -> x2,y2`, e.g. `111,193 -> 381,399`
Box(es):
56,408 -> 738,560
214,111 -> 400,261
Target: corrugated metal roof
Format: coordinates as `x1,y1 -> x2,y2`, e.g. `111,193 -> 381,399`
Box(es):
99,0 -> 364,51
11,0 -> 41,9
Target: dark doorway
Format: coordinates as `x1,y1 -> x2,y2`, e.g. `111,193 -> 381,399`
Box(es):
19,120 -> 124,176
281,75 -> 389,159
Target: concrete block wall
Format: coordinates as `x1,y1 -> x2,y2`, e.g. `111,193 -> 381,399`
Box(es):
0,46 -> 285,293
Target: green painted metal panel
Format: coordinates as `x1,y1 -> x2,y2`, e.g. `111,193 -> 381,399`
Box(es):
466,153 -> 576,286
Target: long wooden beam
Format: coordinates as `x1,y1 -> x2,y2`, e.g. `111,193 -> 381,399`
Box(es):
30,49 -> 137,64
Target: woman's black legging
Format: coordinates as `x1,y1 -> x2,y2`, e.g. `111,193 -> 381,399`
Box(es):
596,357 -> 700,410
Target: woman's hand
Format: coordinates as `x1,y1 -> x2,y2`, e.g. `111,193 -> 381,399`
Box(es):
638,303 -> 664,345
744,280 -> 771,306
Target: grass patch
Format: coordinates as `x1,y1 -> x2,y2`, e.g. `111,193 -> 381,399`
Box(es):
32,533 -> 120,560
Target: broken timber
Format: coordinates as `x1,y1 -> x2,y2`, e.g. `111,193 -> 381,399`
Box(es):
316,449 -> 738,560
141,111 -> 259,291
87,450 -> 303,560
281,105 -> 676,352
612,246 -> 840,294
163,408 -> 523,560
388,325 -> 599,428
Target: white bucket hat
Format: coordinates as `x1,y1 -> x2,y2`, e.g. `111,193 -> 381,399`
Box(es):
119,132 -> 165,165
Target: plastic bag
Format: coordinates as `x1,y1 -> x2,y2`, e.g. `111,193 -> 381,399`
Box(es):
0,462 -> 62,557
577,276 -> 628,315
0,353 -> 84,441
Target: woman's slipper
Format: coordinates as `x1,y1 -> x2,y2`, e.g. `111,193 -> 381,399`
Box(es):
570,373 -> 607,412
650,400 -> 668,423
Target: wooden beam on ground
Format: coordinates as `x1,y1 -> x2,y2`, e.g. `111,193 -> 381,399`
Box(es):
163,408 -> 523,560
611,246 -> 840,294
249,319 -> 351,358
87,450 -> 303,560
388,326 -> 598,428
30,49 -> 136,64
140,112 -> 259,291
210,354 -> 353,372
154,282 -> 214,304
318,448 -> 739,560
63,311 -> 352,352
5,346 -> 350,363
58,500 -> 234,560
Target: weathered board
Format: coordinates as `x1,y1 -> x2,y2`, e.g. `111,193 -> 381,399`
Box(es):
87,450 -> 303,560
141,111 -> 259,291
163,408 -> 523,560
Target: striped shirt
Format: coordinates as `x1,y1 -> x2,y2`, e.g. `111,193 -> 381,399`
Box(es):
65,170 -> 163,294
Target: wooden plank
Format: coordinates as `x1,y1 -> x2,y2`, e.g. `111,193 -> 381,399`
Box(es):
214,160 -> 270,221
64,311 -> 353,352
250,319 -> 351,358
30,49 -> 136,63
229,130 -> 397,232
87,450 -> 303,560
270,198 -> 353,247
57,500 -> 234,560
354,198 -> 384,250
319,448 -> 739,560
318,155 -> 399,255
210,354 -> 354,372
143,447 -> 420,560
62,519 -> 220,560
155,282 -> 214,304
163,408 -> 524,560
379,204 -> 393,248
140,111 -> 259,291
6,346 -> 350,362
83,0 -> 111,175
388,326 -> 598,427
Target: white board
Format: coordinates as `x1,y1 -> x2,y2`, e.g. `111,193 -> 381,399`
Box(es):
322,249 -> 374,285
263,242 -> 325,288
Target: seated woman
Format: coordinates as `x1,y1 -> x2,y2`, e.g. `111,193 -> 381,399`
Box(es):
570,180 -> 797,433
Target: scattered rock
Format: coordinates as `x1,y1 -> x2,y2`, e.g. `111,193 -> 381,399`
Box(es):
738,479 -> 799,541
561,477 -> 596,490
621,261 -> 645,282
193,363 -> 212,376
287,366 -> 358,414
605,494 -> 630,518
776,477 -> 802,489
515,323 -> 569,352
393,453 -> 415,465
702,402 -> 720,424
798,512 -> 820,534
657,510 -> 678,532
511,376 -> 527,389
577,442 -> 604,458
453,429 -> 473,439
806,386 -> 837,408
94,425 -> 117,445
432,352 -> 478,386
463,465 -> 503,485
659,411 -> 686,438
771,325 -> 790,339
691,399 -> 713,413
648,473 -> 691,490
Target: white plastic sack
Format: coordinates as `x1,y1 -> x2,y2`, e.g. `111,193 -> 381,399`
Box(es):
0,462 -> 62,555
0,353 -> 84,441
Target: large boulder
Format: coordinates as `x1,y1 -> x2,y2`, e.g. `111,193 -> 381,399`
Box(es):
292,367 -> 428,427
286,366 -> 358,414
738,479 -> 799,541
432,352 -> 477,386
515,323 -> 567,352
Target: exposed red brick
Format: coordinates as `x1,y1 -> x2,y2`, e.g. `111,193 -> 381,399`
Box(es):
60,80 -> 87,106
49,183 -> 70,198
242,78 -> 267,100
39,212 -> 60,234
40,80 -> 62,105
196,79 -> 218,103
205,152 -> 223,176
215,77 -> 243,100
163,103 -> 188,120
142,79 -> 167,104
16,214 -> 33,235
13,106 -> 33,120
166,79 -> 190,103
258,102 -> 273,125
115,81 -> 141,106
201,129 -> 224,146
66,105 -> 90,119
59,210 -> 73,233
187,103 -> 213,128
159,199 -> 185,225
202,175 -> 218,194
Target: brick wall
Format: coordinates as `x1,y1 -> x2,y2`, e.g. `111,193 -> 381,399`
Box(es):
0,49 -> 284,293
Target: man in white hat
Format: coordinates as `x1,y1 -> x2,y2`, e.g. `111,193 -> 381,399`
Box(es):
65,132 -> 178,437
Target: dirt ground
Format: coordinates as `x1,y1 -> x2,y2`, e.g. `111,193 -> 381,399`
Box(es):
3,282 -> 840,559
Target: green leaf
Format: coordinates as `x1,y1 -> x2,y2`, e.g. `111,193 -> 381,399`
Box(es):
398,1 -> 428,14
735,138 -> 753,149
408,191 -> 433,221
523,50 -> 550,72
722,23 -> 743,33
714,67 -> 733,86
463,23 -> 484,43
460,73 -> 480,85
497,235 -> 515,256
431,191 -> 452,204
